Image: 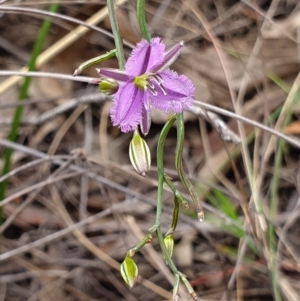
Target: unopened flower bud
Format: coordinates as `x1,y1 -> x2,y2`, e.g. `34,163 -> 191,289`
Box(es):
164,234 -> 174,258
129,132 -> 151,176
120,256 -> 138,289
99,78 -> 119,95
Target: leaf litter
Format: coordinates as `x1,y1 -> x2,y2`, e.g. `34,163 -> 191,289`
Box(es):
0,1 -> 300,300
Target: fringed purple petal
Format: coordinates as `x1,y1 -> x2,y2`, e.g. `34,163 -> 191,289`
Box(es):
110,82 -> 145,133
139,106 -> 151,136
125,37 -> 165,76
96,68 -> 129,82
149,70 -> 195,113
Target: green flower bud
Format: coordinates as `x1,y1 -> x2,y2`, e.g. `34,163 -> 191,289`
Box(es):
99,78 -> 119,95
164,234 -> 174,258
120,256 -> 138,289
129,132 -> 151,176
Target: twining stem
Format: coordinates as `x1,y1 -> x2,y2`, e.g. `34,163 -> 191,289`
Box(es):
175,113 -> 204,221
156,115 -> 176,226
155,114 -> 197,300
156,226 -> 197,300
136,0 -> 151,41
106,0 -> 125,69
123,114 -> 197,298
155,115 -> 179,271
156,116 -> 197,300
0,1 -> 59,223
128,116 -> 176,258
163,174 -> 188,209
128,116 -> 177,262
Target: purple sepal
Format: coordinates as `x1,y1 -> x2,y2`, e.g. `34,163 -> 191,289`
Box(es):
96,68 -> 129,82
139,106 -> 151,136
155,41 -> 184,72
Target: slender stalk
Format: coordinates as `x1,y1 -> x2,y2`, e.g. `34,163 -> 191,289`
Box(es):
173,273 -> 180,300
190,101 -> 300,150
155,115 -> 179,272
156,227 -> 178,273
106,0 -> 125,69
127,115 -> 197,297
126,116 -> 180,276
155,116 -> 198,299
268,90 -> 299,301
129,230 -> 156,255
163,174 -> 188,208
0,70 -> 99,83
268,140 -> 283,301
136,0 -> 151,41
155,115 -> 176,226
175,113 -> 204,221
0,1 -> 59,223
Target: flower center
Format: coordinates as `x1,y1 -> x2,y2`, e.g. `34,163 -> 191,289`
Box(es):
134,74 -> 166,96
134,74 -> 148,89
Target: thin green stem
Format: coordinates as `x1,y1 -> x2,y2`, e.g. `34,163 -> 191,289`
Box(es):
128,227 -> 157,256
127,115 -> 184,277
268,90 -> 299,301
156,115 -> 176,226
136,0 -> 151,41
156,226 -> 197,300
155,116 -> 178,270
175,113 -> 204,221
156,226 -> 178,273
173,274 -> 180,300
106,0 -> 125,69
155,116 -> 197,298
268,140 -> 283,301
163,174 -> 188,208
0,1 -> 59,223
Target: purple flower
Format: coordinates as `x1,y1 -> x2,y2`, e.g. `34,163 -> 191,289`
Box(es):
97,38 -> 195,134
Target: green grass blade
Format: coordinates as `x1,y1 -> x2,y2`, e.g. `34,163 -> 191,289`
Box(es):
0,2 -> 59,223
268,89 -> 300,301
136,0 -> 151,41
212,189 -> 239,220
106,0 -> 125,69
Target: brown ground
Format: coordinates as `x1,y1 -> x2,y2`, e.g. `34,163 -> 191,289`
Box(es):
0,0 -> 300,300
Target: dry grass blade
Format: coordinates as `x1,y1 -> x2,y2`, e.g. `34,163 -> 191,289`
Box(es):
0,0 -> 128,94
